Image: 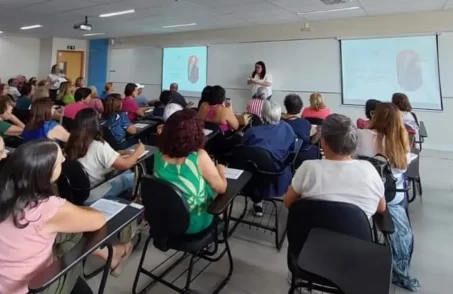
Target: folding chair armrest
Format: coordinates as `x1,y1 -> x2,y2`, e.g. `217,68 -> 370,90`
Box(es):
372,209 -> 395,235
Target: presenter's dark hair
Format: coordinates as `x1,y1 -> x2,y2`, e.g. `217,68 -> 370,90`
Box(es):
0,139 -> 59,228
365,99 -> 381,119
209,85 -> 226,106
124,83 -> 137,97
284,94 -> 303,115
252,61 -> 266,80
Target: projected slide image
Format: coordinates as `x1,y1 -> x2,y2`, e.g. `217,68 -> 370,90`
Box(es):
396,50 -> 422,91
162,46 -> 207,94
341,35 -> 442,110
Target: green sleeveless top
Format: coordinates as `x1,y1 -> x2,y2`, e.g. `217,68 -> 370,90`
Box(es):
153,151 -> 215,234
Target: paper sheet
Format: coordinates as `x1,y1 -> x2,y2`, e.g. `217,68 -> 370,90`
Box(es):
134,123 -> 148,128
90,199 -> 127,222
145,108 -> 154,113
128,149 -> 149,159
129,202 -> 144,210
225,168 -> 243,180
4,149 -> 9,154
203,129 -> 213,136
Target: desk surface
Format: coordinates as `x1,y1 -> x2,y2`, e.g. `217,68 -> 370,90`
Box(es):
28,203 -> 144,292
208,171 -> 252,215
298,228 -> 391,294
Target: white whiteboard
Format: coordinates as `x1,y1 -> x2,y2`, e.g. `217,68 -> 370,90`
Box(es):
108,47 -> 162,85
207,39 -> 341,93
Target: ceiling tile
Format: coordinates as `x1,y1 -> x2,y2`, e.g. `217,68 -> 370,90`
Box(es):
359,0 -> 445,14
185,0 -> 264,8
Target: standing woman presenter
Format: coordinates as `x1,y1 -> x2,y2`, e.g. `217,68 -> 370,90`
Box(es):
248,61 -> 273,99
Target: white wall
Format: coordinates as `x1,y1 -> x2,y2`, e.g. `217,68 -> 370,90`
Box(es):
38,38 -> 53,78
51,38 -> 88,77
0,36 -> 41,82
111,9 -> 453,151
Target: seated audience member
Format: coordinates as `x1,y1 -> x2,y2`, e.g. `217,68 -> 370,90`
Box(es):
282,94 -> 319,163
246,86 -> 268,118
356,102 -> 420,291
63,87 -> 92,120
152,90 -> 172,117
135,84 -> 149,107
22,99 -> 69,142
301,92 -> 331,121
28,77 -> 37,86
88,86 -> 104,113
0,140 -> 133,294
100,82 -> 114,100
0,97 -> 24,137
65,108 -> 145,203
170,82 -> 178,92
392,93 -> 419,134
0,83 -> 8,96
16,83 -> 35,110
121,83 -> 150,122
284,113 -> 386,217
74,77 -> 85,89
58,81 -> 75,105
33,86 -> 50,101
103,94 -> 137,147
198,85 -> 239,132
8,78 -> 21,101
242,100 -> 297,216
170,91 -> 189,108
357,99 -> 381,129
16,75 -> 26,91
163,103 -> 183,122
198,85 -> 212,109
154,109 -> 227,234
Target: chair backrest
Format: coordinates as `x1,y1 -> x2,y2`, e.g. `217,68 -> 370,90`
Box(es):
248,113 -> 263,127
12,108 -> 30,124
57,160 -> 91,205
305,117 -> 324,125
229,144 -> 281,173
287,199 -> 372,260
410,111 -> 420,126
62,117 -> 74,132
140,175 -> 190,243
101,125 -> 119,150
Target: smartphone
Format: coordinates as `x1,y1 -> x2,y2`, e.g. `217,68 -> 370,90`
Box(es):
225,98 -> 231,107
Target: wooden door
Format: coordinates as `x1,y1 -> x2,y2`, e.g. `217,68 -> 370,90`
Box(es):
56,50 -> 84,83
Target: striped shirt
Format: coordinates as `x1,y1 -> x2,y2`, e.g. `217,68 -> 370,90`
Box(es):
246,99 -> 264,118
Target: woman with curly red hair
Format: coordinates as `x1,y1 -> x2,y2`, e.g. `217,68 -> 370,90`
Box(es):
154,109 -> 227,234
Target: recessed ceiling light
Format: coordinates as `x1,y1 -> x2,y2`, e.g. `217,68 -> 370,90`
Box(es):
20,24 -> 43,30
99,9 -> 135,18
297,6 -> 360,15
162,23 -> 197,29
83,33 -> 105,37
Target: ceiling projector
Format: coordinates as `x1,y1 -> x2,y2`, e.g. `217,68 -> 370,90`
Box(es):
74,16 -> 92,31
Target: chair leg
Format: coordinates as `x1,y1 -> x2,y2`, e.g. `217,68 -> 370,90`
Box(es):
183,255 -> 197,293
97,244 -> 113,294
417,178 -> 423,197
212,238 -> 234,294
227,195 -> 248,238
272,200 -> 287,251
132,235 -> 153,294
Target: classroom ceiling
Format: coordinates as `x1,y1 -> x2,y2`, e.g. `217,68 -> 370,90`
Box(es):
0,0 -> 451,38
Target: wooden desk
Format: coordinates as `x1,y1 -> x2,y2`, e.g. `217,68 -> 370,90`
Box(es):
208,171 -> 252,215
133,121 -> 158,135
28,203 -> 144,294
298,228 -> 392,294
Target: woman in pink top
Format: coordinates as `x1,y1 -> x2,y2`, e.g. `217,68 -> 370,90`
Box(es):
121,83 -> 151,122
63,87 -> 92,120
301,92 -> 332,121
197,85 -> 239,132
356,99 -> 381,129
0,140 -> 133,294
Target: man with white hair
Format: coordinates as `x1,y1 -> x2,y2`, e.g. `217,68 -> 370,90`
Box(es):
241,99 -> 298,216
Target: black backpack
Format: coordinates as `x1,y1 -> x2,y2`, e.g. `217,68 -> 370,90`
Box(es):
358,154 -> 397,203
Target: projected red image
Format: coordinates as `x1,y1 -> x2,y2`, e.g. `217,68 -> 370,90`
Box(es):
188,55 -> 199,84
396,50 -> 423,91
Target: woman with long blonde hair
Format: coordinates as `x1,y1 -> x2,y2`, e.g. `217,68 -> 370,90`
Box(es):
357,102 -> 419,291
301,92 -> 331,121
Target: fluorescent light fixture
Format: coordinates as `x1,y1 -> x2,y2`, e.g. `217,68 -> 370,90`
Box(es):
83,33 -> 105,37
0,31 -> 3,34
99,9 -> 135,18
20,24 -> 43,30
297,6 -> 360,15
162,23 -> 197,29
